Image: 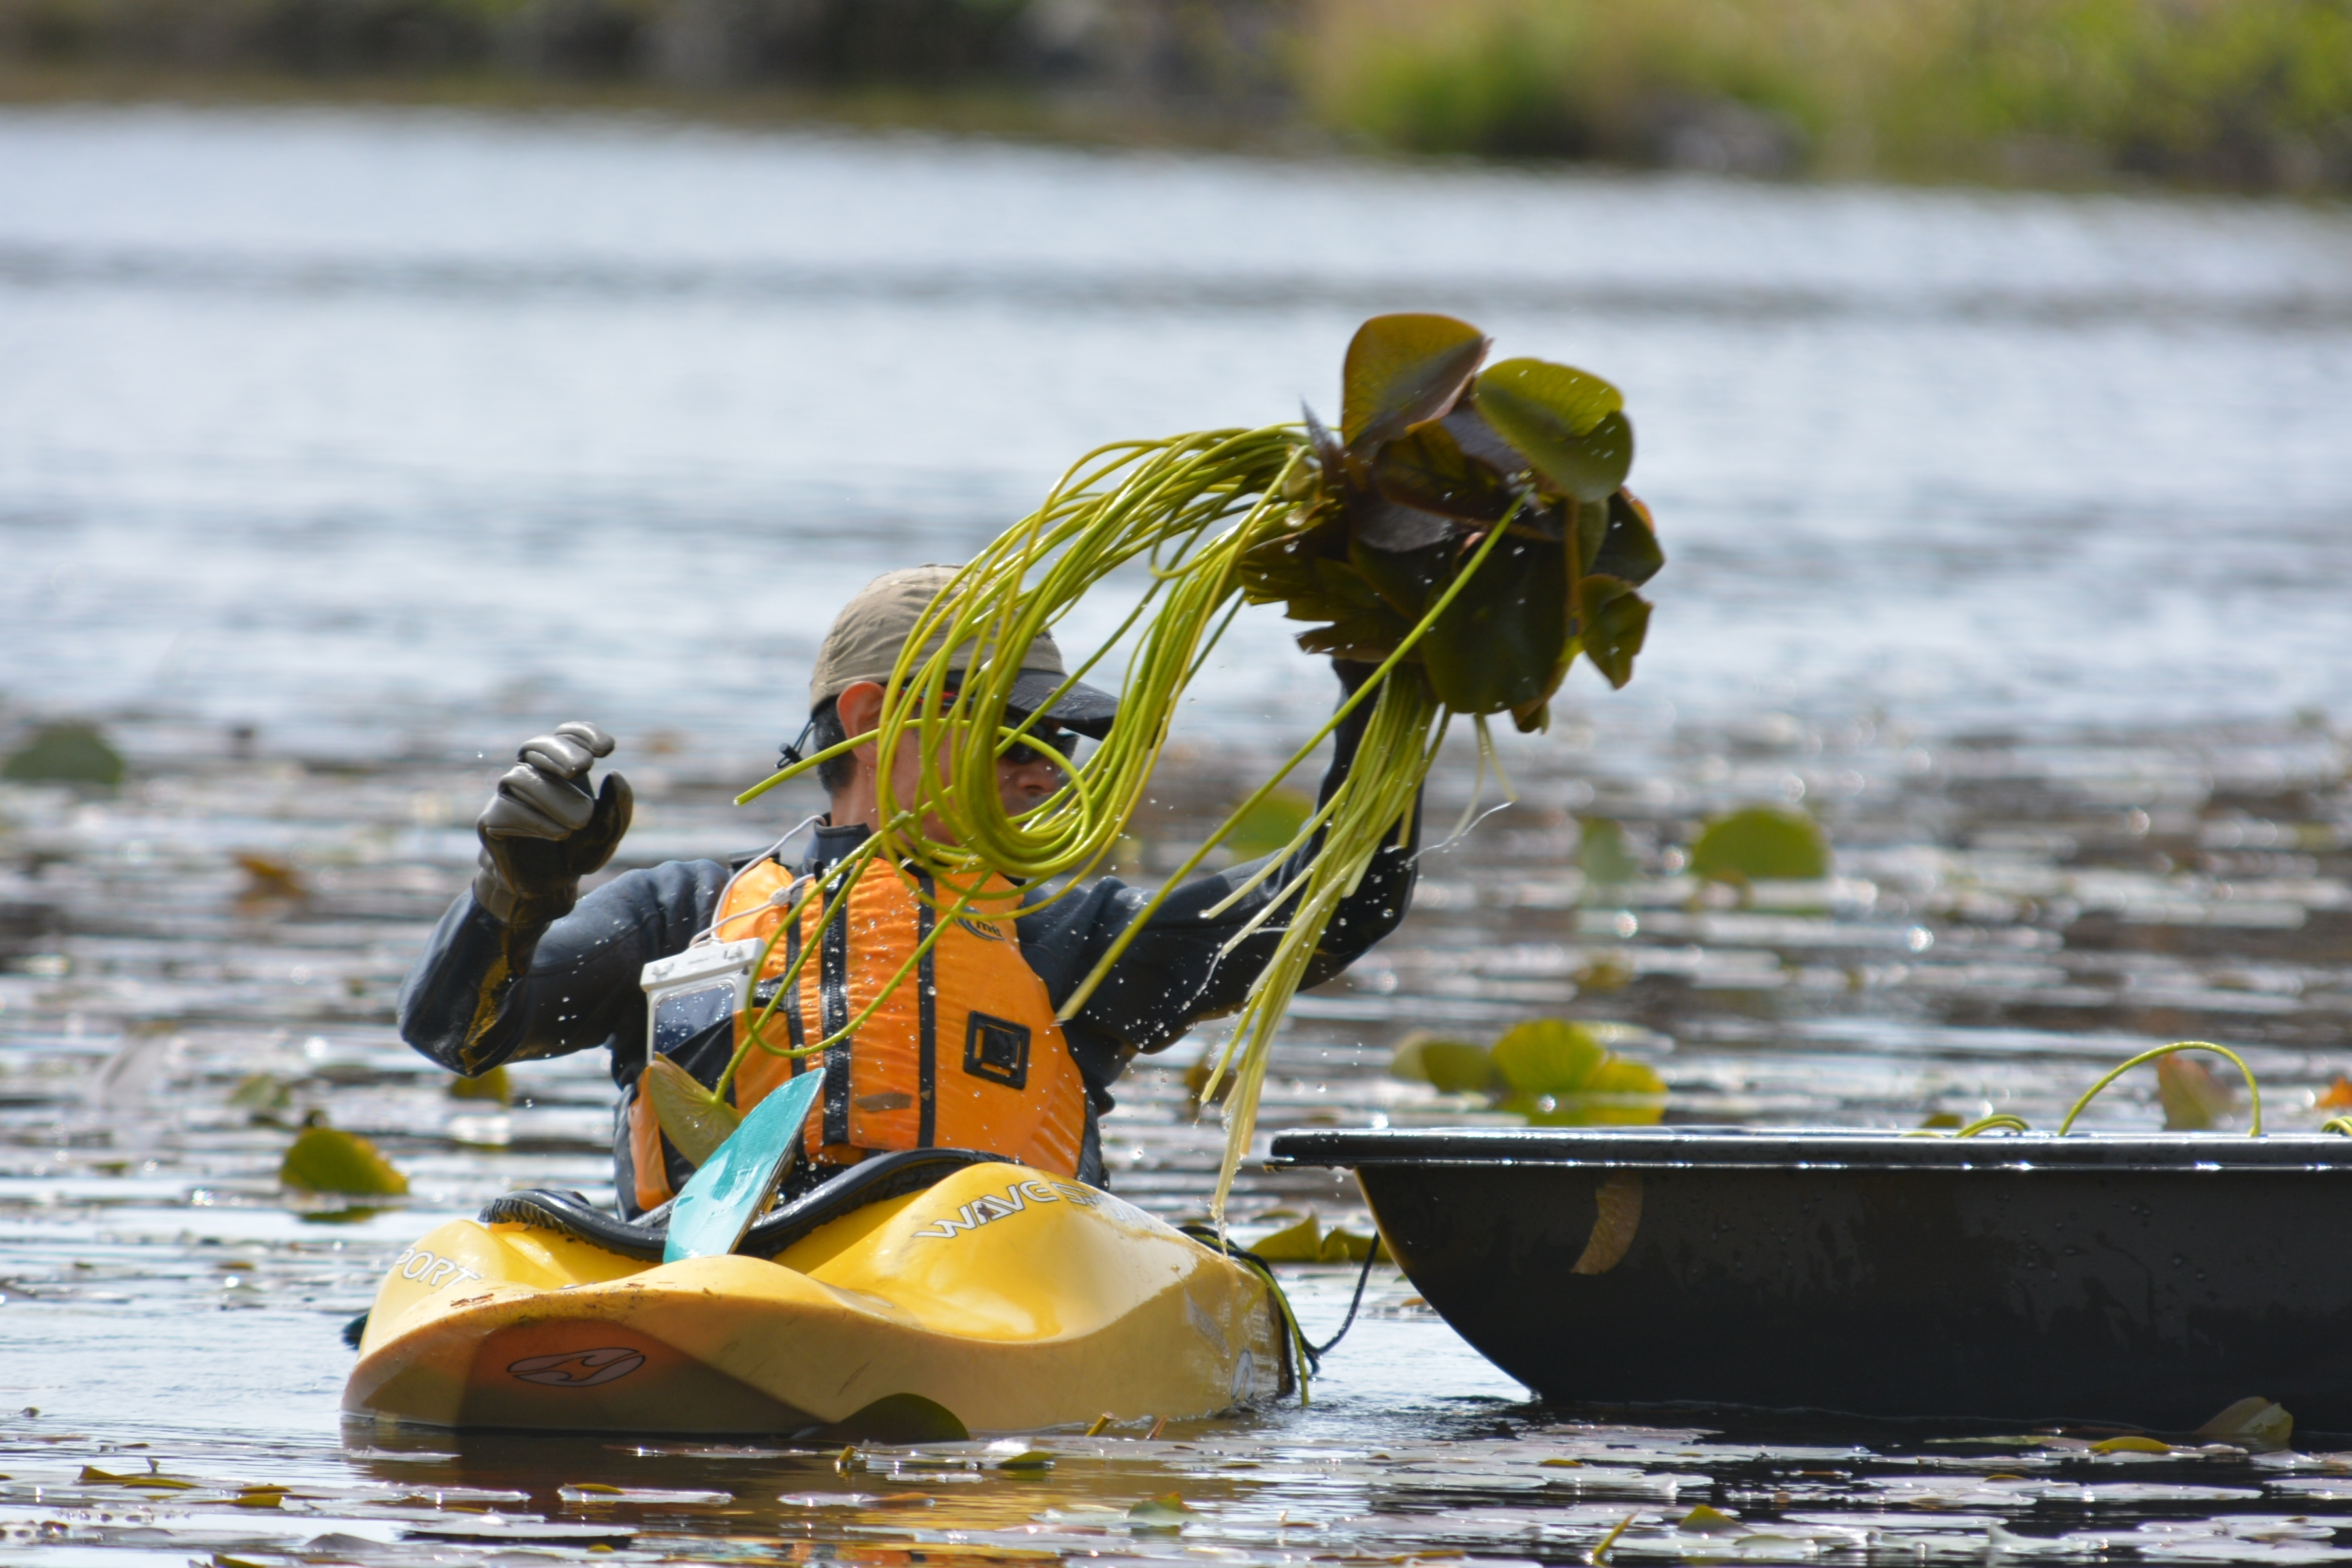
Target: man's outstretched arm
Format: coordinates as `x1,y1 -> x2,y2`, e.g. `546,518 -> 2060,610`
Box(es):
1017,660 -> 1421,1092
395,722 -> 722,1080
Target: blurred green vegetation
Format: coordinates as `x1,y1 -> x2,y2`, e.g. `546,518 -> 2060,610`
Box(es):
1,0 -> 2346,190
1305,0 -> 2352,188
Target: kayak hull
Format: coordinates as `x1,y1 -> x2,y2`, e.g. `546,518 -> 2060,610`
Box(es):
345,1162 -> 1287,1434
1271,1126 -> 2352,1431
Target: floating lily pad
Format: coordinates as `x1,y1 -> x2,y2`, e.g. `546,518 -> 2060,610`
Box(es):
79,1465 -> 197,1489
448,1065 -> 512,1104
2158,1054 -> 2232,1130
1248,1213 -> 1326,1262
1129,1493 -> 1195,1529
1390,1032 -> 1499,1094
1222,787 -> 1316,861
280,1121 -> 408,1196
823,1392 -> 969,1445
1578,817 -> 1641,887
1688,806 -> 1830,885
2198,1397 -> 2293,1453
1492,1020 -> 1667,1126
4,723 -> 124,787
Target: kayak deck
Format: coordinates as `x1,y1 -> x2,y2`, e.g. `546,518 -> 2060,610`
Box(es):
346,1162 -> 1289,1434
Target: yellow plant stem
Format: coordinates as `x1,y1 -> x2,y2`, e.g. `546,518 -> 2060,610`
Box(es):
2057,1041 -> 2262,1135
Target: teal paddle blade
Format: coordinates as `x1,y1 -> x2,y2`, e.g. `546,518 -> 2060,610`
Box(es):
662,1071 -> 823,1263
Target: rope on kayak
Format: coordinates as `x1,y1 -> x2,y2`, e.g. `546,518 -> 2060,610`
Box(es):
1178,1224 -> 1320,1403
1309,1239 -> 1383,1362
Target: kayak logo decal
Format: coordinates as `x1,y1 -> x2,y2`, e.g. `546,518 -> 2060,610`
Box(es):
507,1347 -> 647,1388
911,1178 -> 1160,1241
912,1178 -> 1089,1239
391,1246 -> 485,1292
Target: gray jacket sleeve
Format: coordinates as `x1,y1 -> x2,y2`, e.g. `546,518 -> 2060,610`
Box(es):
397,858 -> 732,1082
1016,663 -> 1420,1100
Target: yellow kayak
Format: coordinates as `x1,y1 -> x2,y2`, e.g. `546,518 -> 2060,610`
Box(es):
344,1154 -> 1292,1435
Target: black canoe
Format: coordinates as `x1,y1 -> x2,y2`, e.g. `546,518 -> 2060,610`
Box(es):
1268,1126 -> 2352,1431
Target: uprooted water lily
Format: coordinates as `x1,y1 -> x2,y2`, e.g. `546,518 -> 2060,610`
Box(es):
703,312 -> 1665,1219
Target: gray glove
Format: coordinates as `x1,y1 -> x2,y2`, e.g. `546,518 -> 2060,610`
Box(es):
472,721 -> 633,926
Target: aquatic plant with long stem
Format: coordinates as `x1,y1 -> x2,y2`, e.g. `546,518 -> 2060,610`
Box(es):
677,313 -> 1667,1218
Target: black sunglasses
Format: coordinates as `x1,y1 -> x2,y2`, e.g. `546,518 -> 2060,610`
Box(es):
779,691 -> 1080,772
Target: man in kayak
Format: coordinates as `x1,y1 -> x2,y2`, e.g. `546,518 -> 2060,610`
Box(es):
398,564 -> 1418,1214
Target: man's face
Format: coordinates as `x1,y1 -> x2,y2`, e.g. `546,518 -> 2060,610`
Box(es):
837,679 -> 1074,843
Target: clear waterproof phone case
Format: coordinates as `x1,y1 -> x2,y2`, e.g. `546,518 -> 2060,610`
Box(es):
640,939 -> 761,1068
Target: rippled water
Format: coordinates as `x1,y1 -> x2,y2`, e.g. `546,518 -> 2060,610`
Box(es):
6,103 -> 2352,1567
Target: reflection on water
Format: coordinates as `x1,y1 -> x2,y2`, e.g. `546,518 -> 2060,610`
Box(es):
5,103 -> 2352,1565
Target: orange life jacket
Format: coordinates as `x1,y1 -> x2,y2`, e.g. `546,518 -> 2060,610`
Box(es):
629,854 -> 1086,1213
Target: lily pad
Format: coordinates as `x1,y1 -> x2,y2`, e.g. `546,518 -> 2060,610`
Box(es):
1475,359 -> 1629,502
1341,314 -> 1490,452
1222,787 -> 1316,861
1423,532 -> 1575,716
1576,574 -> 1652,691
1688,807 -> 1830,885
1372,422 -> 1520,524
1492,1019 -> 1667,1126
449,1066 -> 512,1104
3,723 -> 124,786
1578,818 -> 1641,887
2158,1054 -> 2232,1130
280,1121 -> 408,1196
644,1054 -> 740,1168
1680,1504 -> 1748,1536
1390,1032 -> 1500,1094
1128,1492 -> 1195,1529
1590,491 -> 1667,587
1249,1213 -> 1326,1262
2198,1397 -> 2293,1453
824,1392 -> 969,1445
79,1465 -> 197,1490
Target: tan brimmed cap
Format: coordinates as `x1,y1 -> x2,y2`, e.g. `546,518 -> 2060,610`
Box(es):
809,564 -> 1120,737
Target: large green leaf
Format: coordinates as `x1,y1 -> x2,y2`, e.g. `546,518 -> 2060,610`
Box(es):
1688,806 -> 1829,884
1491,1018 -> 1605,1096
1529,1056 -> 1669,1126
4,723 -> 124,786
1576,574 -> 1651,690
1588,489 -> 1666,585
1492,1019 -> 1667,1126
645,1053 -> 741,1168
1371,422 -> 1518,524
1222,787 -> 1316,860
1476,357 -> 1622,436
280,1122 -> 409,1196
2157,1054 -> 2231,1130
1390,1032 -> 1500,1094
1341,314 -> 1490,452
1422,532 -> 1575,715
1475,360 -> 1632,502
1348,532 -> 1453,619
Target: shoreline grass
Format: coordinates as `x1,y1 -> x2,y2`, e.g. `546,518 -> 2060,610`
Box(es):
2,0 -> 2347,194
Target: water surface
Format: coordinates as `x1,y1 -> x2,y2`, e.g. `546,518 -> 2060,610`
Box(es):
5,104 -> 2352,1567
